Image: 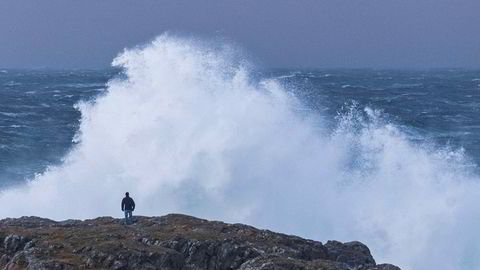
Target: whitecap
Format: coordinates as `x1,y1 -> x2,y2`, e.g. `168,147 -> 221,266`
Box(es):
0,34 -> 479,270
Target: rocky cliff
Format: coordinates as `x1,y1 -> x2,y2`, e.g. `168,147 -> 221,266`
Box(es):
0,214 -> 400,270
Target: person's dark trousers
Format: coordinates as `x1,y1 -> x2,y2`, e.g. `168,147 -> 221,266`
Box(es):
124,210 -> 133,224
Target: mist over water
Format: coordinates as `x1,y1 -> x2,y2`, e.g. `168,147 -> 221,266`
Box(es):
1,35 -> 480,269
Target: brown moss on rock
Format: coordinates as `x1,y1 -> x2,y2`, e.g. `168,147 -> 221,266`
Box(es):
0,214 -> 400,270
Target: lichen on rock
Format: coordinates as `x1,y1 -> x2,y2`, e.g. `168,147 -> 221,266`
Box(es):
0,214 -> 400,270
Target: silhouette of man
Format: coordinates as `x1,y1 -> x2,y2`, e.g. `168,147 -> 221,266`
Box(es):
121,192 -> 135,225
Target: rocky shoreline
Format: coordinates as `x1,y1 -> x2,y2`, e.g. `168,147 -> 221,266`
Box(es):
0,214 -> 400,270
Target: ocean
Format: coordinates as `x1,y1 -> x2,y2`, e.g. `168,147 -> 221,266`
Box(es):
2,69 -> 479,186
0,69 -> 115,186
0,35 -> 479,269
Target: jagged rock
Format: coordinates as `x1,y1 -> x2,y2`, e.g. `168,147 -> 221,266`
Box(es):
0,214 -> 400,269
325,240 -> 376,269
0,254 -> 11,266
368,264 -> 402,270
239,255 -> 351,270
3,235 -> 29,253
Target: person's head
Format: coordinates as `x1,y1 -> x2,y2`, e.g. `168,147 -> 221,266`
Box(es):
125,192 -> 129,197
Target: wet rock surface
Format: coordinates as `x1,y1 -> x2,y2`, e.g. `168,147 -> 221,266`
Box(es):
0,214 -> 400,269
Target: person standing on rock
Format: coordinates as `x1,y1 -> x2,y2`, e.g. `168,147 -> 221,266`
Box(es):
121,192 -> 135,225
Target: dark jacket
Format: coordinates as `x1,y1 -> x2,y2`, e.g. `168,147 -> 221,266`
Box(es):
121,196 -> 135,211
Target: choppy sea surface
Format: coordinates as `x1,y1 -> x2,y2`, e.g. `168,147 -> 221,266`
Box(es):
0,70 -> 116,186
1,68 -> 479,186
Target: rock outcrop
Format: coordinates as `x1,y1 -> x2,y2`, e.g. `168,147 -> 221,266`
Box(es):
0,214 -> 400,270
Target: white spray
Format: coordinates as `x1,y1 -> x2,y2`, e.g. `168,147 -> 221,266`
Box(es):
1,35 -> 480,270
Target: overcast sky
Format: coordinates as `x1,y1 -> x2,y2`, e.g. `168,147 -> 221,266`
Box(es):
0,0 -> 479,69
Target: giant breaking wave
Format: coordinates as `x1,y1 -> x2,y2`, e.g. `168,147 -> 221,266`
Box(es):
1,35 -> 480,270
